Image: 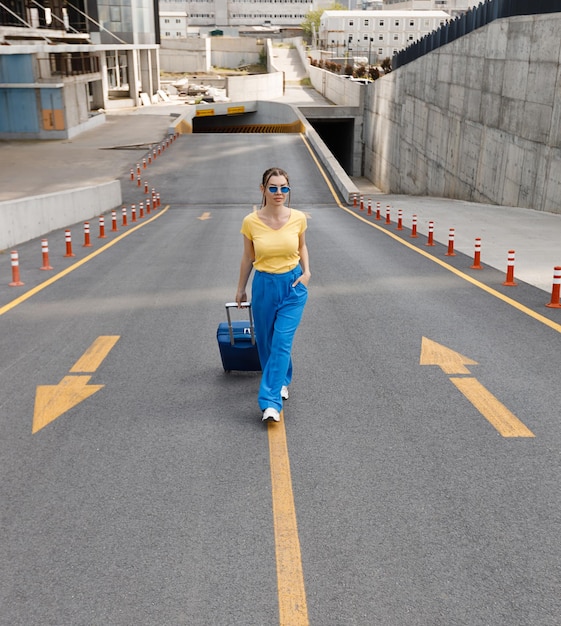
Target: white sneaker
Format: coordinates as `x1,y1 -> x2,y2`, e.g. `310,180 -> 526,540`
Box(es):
281,386 -> 289,400
262,407 -> 280,422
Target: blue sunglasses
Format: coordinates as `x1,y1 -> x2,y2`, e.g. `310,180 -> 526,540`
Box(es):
268,185 -> 290,194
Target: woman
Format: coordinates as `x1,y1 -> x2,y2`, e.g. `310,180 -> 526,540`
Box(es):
236,167 -> 311,422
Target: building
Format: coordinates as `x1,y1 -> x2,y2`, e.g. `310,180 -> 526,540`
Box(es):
158,0 -> 313,35
381,0 -> 474,18
0,0 -> 161,139
161,10 -> 191,38
319,9 -> 449,62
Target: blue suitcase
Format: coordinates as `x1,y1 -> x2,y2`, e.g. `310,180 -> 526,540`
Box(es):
217,302 -> 261,373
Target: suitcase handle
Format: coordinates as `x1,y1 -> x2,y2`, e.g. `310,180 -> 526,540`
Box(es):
224,302 -> 256,346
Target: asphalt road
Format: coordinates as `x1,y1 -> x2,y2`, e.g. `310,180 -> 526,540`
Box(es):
1,133 -> 561,625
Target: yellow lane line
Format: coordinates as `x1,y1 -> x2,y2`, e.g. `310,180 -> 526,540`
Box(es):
0,206 -> 169,318
268,414 -> 309,626
298,134 -> 561,336
69,335 -> 120,373
450,377 -> 535,438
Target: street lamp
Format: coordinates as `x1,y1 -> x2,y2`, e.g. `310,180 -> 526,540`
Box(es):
368,37 -> 373,66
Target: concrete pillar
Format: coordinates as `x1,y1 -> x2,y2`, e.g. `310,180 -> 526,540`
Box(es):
96,51 -> 110,109
139,48 -> 153,98
127,48 -> 141,107
151,48 -> 161,93
91,53 -> 106,109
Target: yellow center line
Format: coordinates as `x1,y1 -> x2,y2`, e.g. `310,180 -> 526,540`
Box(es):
0,206 -> 169,318
268,414 -> 309,626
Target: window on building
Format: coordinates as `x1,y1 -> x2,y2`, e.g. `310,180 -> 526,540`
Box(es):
409,20 -> 415,27
349,19 -> 354,26
393,34 -> 398,41
378,34 -> 383,41
379,20 -> 384,27
363,19 -> 368,27
378,48 -> 383,55
395,20 -> 399,27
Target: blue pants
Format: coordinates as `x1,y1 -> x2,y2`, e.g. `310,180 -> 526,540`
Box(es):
251,266 -> 308,412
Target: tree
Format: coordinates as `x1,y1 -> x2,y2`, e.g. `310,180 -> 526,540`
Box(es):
300,2 -> 345,46
381,57 -> 392,73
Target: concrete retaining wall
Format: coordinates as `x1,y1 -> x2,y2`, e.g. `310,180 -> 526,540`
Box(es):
0,181 -> 121,250
227,71 -> 284,101
308,64 -> 363,107
363,14 -> 561,214
210,36 -> 263,69
159,38 -> 211,73
159,37 -> 263,74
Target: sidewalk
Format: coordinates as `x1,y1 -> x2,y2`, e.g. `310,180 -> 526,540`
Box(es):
351,177 -> 561,294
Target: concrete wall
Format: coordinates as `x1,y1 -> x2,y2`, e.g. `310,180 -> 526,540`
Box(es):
363,14 -> 561,214
0,181 -> 121,250
227,71 -> 284,101
159,38 -> 211,73
308,64 -> 364,107
159,37 -> 263,73
306,65 -> 364,176
210,36 -> 263,69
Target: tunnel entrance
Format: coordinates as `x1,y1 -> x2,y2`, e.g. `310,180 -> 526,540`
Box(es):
305,118 -> 355,175
191,110 -> 356,176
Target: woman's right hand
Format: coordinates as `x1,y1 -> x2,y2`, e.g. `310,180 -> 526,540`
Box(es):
235,290 -> 247,308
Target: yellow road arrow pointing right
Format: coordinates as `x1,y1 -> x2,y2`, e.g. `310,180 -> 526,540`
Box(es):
33,375 -> 103,434
197,212 -> 212,220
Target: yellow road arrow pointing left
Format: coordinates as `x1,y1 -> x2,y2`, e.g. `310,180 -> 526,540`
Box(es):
33,375 -> 103,434
32,336 -> 119,434
420,336 -> 534,438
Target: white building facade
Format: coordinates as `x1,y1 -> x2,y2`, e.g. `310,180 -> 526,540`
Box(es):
159,0 -> 313,32
319,10 -> 449,61
161,11 -> 189,38
381,0 -> 475,17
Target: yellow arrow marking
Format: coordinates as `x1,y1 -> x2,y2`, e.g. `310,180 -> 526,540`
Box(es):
33,376 -> 103,434
70,336 -> 120,372
450,377 -> 535,438
420,337 -> 534,438
33,336 -> 119,433
197,211 -> 212,220
268,414 -> 309,625
420,337 -> 478,374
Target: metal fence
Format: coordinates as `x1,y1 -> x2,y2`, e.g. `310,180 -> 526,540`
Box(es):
393,0 -> 561,69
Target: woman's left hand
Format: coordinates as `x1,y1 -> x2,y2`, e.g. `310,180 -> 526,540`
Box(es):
293,272 -> 311,288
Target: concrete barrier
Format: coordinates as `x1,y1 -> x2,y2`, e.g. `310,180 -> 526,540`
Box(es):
0,181 -> 121,250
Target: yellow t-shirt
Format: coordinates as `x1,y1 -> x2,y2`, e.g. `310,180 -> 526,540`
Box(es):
241,209 -> 307,274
